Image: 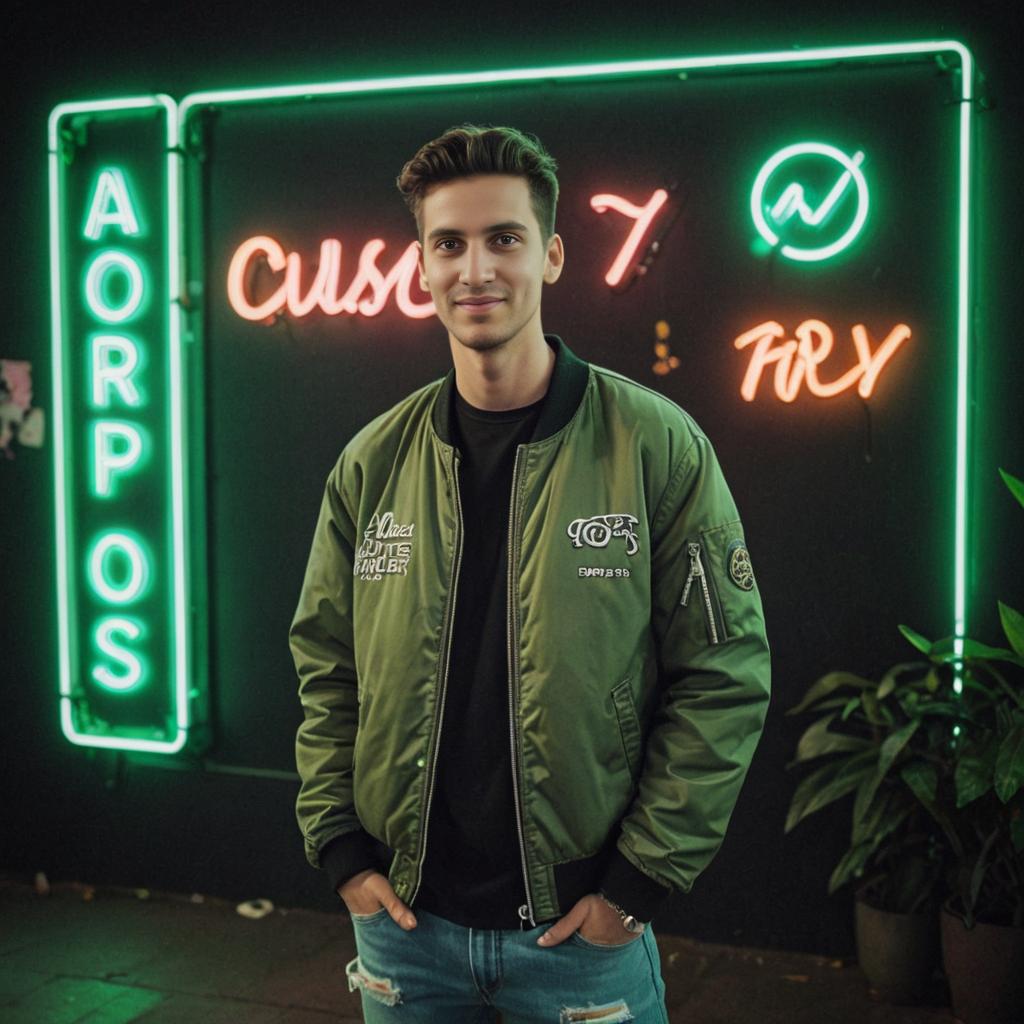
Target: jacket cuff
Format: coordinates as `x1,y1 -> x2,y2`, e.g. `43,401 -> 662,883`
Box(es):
320,830 -> 385,896
598,847 -> 671,924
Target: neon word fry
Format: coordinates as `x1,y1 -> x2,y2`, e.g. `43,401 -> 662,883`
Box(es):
227,236 -> 435,321
734,319 -> 911,402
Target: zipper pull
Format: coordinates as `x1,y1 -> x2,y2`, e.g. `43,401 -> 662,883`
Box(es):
518,903 -> 530,931
680,541 -> 702,606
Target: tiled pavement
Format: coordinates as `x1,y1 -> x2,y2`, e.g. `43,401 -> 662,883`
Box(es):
0,875 -> 957,1023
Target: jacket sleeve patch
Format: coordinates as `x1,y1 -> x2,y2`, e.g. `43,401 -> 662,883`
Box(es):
726,539 -> 755,591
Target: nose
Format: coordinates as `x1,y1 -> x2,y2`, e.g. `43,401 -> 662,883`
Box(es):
458,240 -> 496,286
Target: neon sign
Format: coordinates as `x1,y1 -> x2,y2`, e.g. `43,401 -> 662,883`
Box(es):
590,189 -> 669,286
751,143 -> 869,262
49,42 -> 978,758
227,235 -> 434,321
49,99 -> 207,753
734,319 -> 910,402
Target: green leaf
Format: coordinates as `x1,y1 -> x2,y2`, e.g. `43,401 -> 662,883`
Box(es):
791,713 -> 874,765
955,737 -> 997,808
828,840 -> 875,895
862,690 -> 884,726
841,696 -> 861,721
899,624 -> 933,655
900,761 -> 938,806
998,601 -> 1024,660
999,467 -> 1024,510
852,785 -> 911,846
785,749 -> 877,833
968,827 -> 1001,920
995,724 -> 1024,803
928,636 -> 1023,665
877,662 -> 928,702
787,672 -> 875,716
855,721 -> 920,822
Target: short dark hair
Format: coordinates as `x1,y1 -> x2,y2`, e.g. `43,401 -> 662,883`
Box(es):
396,124 -> 559,241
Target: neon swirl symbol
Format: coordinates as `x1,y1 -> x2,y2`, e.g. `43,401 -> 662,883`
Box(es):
751,143 -> 869,262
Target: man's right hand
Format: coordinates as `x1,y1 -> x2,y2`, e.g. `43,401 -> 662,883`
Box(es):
338,868 -> 418,929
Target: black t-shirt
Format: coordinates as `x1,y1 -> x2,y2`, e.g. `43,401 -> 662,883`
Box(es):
414,386 -> 545,929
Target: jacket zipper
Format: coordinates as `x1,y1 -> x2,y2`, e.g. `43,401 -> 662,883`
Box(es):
409,449 -> 465,906
507,446 -> 536,929
680,540 -> 723,645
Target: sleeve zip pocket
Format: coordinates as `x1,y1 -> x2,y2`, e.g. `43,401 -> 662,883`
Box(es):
680,539 -> 726,644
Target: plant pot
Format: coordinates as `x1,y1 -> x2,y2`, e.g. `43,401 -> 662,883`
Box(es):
940,897 -> 1024,1024
854,887 -> 940,1005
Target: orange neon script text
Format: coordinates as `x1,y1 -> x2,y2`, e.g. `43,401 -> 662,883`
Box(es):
734,319 -> 911,402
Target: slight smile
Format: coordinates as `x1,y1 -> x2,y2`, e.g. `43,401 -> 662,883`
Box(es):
456,297 -> 504,313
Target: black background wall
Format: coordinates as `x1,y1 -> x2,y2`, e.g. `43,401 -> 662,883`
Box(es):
2,0 -> 1021,958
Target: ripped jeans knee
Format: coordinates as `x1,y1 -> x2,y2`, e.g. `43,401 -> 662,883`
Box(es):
346,954 -> 402,1007
559,999 -> 635,1023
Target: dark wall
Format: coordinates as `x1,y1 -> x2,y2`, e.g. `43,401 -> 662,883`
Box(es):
2,0 -> 1021,958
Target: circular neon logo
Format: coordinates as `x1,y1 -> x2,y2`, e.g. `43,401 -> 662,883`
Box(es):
751,143 -> 868,262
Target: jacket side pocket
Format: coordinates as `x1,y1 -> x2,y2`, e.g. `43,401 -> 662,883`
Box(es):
697,521 -> 759,642
611,676 -> 643,783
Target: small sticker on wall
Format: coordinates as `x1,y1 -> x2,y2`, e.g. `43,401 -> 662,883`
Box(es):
1,360 -> 44,458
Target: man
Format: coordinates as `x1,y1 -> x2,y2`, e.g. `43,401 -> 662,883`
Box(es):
290,124 -> 771,1022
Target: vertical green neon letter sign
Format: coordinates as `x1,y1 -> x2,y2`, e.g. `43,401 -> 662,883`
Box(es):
49,98 -> 207,754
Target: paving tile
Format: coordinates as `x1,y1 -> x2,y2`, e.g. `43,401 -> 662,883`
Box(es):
0,963 -> 51,1000
127,991 -> 285,1023
74,987 -> 166,1022
2,976 -> 143,1024
272,1007 -> 364,1023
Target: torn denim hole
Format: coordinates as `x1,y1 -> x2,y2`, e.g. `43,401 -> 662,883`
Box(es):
346,954 -> 402,1007
559,1000 -> 634,1023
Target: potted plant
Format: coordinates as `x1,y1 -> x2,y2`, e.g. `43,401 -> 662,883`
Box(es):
896,468 -> 1024,1024
784,657 -> 950,1004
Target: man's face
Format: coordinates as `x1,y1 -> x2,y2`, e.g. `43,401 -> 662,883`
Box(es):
416,174 -> 563,356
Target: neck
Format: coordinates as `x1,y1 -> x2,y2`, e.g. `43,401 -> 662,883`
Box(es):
449,327 -> 555,411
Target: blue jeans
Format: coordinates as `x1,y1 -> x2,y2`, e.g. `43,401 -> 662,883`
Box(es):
346,906 -> 669,1023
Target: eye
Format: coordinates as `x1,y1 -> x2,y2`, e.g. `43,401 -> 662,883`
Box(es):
495,234 -> 520,246
435,238 -> 461,252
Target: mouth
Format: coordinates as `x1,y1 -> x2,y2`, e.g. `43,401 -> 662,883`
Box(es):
455,298 -> 504,313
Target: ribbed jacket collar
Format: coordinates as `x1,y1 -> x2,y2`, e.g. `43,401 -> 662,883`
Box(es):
430,334 -> 590,447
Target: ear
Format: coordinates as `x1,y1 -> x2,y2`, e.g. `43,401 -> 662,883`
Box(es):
543,233 -> 565,285
416,240 -> 428,291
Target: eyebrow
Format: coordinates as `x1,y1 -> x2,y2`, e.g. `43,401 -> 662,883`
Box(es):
426,221 -> 530,241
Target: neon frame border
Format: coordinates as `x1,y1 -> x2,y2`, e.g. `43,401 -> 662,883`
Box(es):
48,40 -> 975,755
178,39 -> 974,655
48,95 -> 192,753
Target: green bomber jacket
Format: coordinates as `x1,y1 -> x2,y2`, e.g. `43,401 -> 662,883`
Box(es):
290,335 -> 771,927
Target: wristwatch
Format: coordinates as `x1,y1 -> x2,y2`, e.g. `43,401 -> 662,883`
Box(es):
598,892 -> 646,934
